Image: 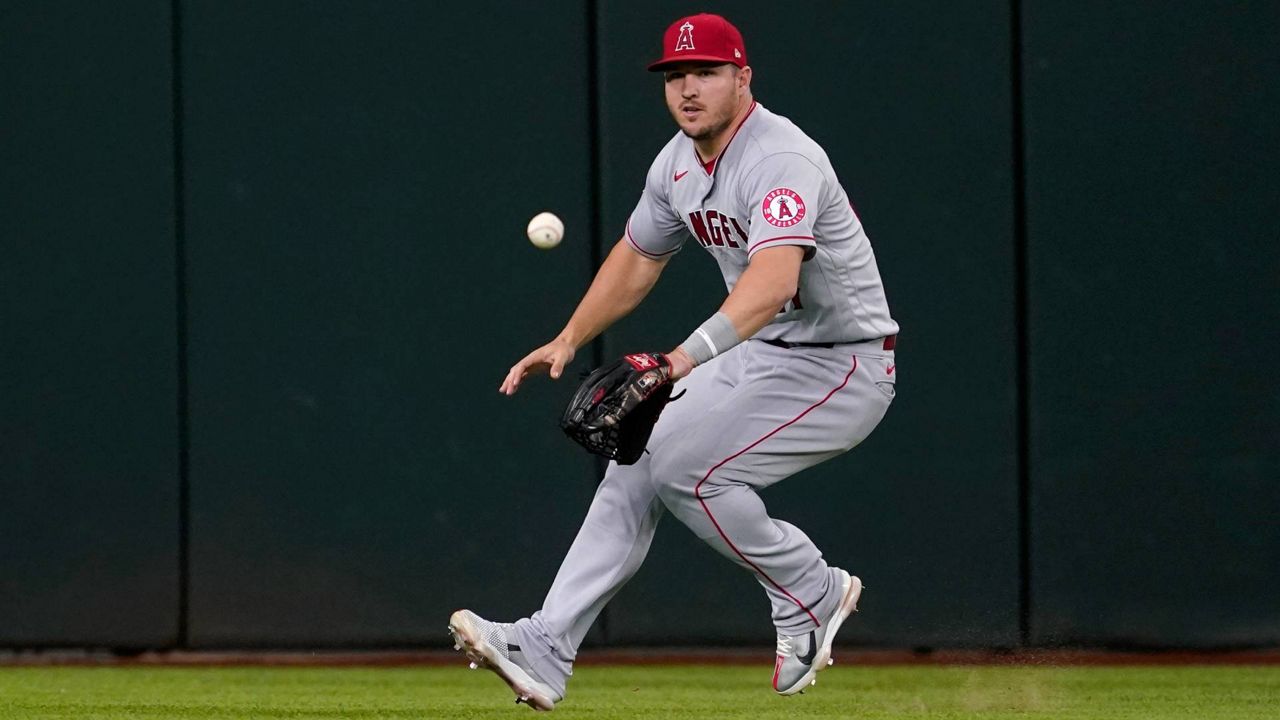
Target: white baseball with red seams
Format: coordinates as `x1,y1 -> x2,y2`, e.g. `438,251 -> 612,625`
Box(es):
526,211 -> 564,249
498,100 -> 900,700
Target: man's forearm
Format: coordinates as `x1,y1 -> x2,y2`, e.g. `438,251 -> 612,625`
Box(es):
557,238 -> 668,348
668,246 -> 803,378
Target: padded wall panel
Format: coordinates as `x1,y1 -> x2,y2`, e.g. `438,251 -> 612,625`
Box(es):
1024,2 -> 1280,646
0,1 -> 179,646
182,1 -> 597,645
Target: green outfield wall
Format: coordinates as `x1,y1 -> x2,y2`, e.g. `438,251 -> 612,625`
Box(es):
1,1 -> 180,646
177,1 -> 601,647
1021,1 -> 1280,647
1,0 -> 1276,650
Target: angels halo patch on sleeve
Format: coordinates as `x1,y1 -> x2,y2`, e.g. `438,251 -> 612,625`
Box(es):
761,187 -> 806,228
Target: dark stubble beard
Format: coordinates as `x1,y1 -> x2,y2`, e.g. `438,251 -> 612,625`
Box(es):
681,105 -> 737,142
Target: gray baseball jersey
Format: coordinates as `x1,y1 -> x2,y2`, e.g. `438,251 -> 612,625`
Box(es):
626,102 -> 899,344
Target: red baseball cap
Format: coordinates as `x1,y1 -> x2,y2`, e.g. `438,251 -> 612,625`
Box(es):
648,13 -> 748,72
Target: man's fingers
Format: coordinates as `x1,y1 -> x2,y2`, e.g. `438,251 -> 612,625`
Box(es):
501,355 -> 545,395
500,343 -> 569,394
500,363 -> 526,395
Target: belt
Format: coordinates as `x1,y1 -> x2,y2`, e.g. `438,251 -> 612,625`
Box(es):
762,338 -> 834,349
762,334 -> 896,351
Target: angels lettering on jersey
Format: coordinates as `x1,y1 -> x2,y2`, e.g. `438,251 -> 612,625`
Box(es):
684,186 -> 807,250
687,209 -> 748,249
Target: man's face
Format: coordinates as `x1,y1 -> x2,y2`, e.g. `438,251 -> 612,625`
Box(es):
663,63 -> 748,142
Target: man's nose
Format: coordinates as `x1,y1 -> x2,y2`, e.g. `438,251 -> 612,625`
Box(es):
681,77 -> 698,98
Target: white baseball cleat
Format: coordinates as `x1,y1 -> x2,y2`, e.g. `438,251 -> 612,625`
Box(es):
448,609 -> 561,711
772,568 -> 862,695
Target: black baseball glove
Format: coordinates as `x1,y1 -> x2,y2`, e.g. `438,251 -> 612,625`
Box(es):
560,352 -> 678,465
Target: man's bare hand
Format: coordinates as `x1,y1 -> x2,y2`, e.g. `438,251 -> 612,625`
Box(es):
500,338 -> 577,395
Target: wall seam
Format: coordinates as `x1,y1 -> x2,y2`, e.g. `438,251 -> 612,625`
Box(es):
1011,0 -> 1032,647
170,0 -> 191,649
584,0 -> 611,645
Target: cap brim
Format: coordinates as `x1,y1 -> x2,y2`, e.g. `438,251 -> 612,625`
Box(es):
647,55 -> 740,71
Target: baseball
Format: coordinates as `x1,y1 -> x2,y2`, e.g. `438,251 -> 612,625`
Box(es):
527,211 -> 564,250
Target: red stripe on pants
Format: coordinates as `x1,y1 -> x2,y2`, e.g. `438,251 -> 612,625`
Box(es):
693,356 -> 859,628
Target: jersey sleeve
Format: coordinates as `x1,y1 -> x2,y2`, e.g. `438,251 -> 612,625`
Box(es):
625,159 -> 688,260
740,153 -> 826,261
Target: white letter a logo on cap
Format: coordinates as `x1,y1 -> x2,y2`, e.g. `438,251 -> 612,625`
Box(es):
674,21 -> 695,51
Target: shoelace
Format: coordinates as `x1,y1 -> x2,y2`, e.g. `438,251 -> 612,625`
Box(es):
776,634 -> 794,657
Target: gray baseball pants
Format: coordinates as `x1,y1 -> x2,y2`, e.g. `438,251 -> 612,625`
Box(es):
509,337 -> 896,695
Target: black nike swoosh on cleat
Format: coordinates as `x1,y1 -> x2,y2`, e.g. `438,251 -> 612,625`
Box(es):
797,631 -> 817,665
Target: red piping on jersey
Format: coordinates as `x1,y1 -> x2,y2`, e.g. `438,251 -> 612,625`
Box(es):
625,218 -> 680,259
696,100 -> 758,177
748,235 -> 816,255
694,355 -> 860,628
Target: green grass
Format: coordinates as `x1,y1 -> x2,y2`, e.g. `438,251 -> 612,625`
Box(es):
0,665 -> 1276,719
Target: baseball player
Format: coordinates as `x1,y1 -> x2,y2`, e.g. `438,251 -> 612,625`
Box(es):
450,13 -> 898,710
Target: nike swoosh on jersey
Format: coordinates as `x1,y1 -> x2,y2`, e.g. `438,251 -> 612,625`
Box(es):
674,170 -> 689,182
886,364 -> 895,375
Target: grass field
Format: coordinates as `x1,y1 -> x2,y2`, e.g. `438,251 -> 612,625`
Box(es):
1,664 -> 1277,719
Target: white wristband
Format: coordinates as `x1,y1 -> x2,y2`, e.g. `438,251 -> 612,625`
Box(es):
679,312 -> 741,366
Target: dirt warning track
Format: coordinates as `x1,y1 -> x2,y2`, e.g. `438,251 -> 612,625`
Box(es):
4,647 -> 1278,667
